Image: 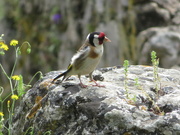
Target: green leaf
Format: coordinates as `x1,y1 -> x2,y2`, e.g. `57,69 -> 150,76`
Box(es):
151,51 -> 156,63
17,75 -> 25,97
123,60 -> 129,68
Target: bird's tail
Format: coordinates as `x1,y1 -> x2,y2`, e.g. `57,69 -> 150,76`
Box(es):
52,64 -> 73,83
52,71 -> 67,83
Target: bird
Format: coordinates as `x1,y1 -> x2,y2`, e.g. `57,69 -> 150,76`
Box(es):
52,32 -> 111,88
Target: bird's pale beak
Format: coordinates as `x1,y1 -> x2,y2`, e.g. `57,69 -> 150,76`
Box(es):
104,36 -> 111,42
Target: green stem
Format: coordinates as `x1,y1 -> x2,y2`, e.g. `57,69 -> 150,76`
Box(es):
9,47 -> 19,95
21,41 -> 31,49
10,47 -> 18,77
2,93 -> 11,103
28,71 -> 43,86
0,64 -> 10,79
7,102 -> 11,135
0,87 -> 4,112
8,100 -> 16,135
13,80 -> 18,90
2,125 -> 9,133
9,79 -> 14,95
0,61 -> 14,99
24,126 -> 34,135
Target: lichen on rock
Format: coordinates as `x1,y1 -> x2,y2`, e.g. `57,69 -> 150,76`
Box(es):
9,65 -> 180,135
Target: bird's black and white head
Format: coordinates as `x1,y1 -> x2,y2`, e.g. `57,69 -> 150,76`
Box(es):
86,32 -> 111,47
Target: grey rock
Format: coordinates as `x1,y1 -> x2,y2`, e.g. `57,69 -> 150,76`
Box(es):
135,2 -> 170,32
9,65 -> 180,135
137,27 -> 180,68
153,0 -> 180,15
135,0 -> 180,69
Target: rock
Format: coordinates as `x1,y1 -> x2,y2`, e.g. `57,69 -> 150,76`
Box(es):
137,27 -> 180,68
153,0 -> 180,15
135,0 -> 180,68
135,2 -> 170,32
9,65 -> 180,135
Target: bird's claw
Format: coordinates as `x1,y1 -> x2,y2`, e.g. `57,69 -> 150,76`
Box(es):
79,83 -> 88,88
91,80 -> 105,87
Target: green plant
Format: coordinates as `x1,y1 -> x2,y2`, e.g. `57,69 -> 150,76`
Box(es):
24,126 -> 34,135
123,60 -> 137,104
123,51 -> 163,115
0,34 -> 42,135
134,77 -> 162,114
151,51 -> 161,93
24,127 -> 51,135
123,60 -> 130,99
43,130 -> 51,135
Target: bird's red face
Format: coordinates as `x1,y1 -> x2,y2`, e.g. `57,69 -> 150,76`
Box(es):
88,32 -> 111,46
98,32 -> 105,45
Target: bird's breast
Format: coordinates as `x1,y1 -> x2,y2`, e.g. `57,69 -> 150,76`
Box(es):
73,46 -> 103,75
69,45 -> 104,76
89,45 -> 103,59
75,56 -> 102,75
76,45 -> 103,75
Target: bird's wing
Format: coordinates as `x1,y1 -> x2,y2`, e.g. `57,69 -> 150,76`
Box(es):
69,44 -> 90,70
77,42 -> 90,52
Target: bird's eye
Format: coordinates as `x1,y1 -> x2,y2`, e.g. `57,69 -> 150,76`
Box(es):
98,37 -> 104,40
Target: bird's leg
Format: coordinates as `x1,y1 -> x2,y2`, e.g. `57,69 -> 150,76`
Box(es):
89,72 -> 105,87
78,75 -> 87,88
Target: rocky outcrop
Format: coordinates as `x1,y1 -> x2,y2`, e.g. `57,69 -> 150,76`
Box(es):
136,1 -> 180,68
137,27 -> 180,68
10,66 -> 180,135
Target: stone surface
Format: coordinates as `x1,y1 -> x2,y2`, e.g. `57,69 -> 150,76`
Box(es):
135,0 -> 180,68
9,65 -> 180,135
137,27 -> 180,68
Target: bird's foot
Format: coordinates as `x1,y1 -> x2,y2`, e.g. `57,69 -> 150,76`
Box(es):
91,80 -> 105,87
79,82 -> 88,88
79,80 -> 105,88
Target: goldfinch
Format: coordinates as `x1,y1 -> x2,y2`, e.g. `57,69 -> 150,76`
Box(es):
52,32 -> 111,87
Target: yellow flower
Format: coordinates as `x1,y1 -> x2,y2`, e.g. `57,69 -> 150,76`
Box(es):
0,42 -> 9,51
11,75 -> 20,80
11,95 -> 19,100
0,112 -> 4,117
10,39 -> 18,46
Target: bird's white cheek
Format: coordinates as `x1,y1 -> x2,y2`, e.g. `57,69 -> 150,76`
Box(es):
93,38 -> 100,46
